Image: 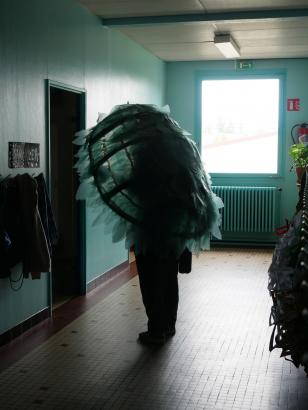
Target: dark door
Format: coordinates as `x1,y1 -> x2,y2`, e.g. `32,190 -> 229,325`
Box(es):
49,86 -> 84,308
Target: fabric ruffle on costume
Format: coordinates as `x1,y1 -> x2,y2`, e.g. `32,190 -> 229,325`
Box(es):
74,104 -> 223,257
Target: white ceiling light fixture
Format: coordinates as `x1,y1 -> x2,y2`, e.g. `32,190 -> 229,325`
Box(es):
214,33 -> 240,59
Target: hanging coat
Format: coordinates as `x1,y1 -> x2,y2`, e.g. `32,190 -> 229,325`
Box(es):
1,174 -> 50,277
16,174 -> 50,275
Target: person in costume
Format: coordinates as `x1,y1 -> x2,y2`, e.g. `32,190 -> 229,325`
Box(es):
74,104 -> 223,345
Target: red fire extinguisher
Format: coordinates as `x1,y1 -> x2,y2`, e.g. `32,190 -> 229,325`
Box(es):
291,122 -> 308,144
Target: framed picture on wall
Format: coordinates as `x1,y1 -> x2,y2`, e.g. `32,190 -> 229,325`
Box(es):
8,142 -> 40,168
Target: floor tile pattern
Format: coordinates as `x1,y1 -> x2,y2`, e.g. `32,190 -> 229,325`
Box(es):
1,248 -> 308,409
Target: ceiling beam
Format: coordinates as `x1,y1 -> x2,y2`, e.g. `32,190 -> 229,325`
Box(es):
101,8 -> 308,26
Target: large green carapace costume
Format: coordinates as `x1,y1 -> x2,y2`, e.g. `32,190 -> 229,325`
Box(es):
74,104 -> 223,256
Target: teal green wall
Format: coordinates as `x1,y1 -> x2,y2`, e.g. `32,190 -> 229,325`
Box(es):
84,25 -> 166,282
166,59 -> 308,228
0,0 -> 165,334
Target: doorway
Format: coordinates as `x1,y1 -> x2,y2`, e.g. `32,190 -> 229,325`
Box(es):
47,81 -> 86,309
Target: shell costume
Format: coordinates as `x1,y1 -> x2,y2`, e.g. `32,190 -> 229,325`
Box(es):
74,104 -> 223,257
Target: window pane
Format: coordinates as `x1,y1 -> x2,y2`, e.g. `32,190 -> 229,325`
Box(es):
201,79 -> 279,174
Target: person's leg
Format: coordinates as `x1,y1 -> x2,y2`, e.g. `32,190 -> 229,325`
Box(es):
162,257 -> 179,336
135,253 -> 166,342
136,253 -> 179,344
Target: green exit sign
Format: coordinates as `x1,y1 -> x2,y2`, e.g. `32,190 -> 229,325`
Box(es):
236,60 -> 253,70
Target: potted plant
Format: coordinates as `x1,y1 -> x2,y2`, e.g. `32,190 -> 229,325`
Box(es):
289,143 -> 308,185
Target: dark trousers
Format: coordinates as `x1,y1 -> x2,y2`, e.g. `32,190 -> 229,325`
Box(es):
135,253 -> 179,336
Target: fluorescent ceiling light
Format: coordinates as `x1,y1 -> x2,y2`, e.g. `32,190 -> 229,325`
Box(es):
214,34 -> 240,59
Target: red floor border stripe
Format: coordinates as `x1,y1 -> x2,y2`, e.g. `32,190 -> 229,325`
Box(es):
0,262 -> 137,373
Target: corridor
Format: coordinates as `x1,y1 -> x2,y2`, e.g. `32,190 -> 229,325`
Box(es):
0,248 -> 307,410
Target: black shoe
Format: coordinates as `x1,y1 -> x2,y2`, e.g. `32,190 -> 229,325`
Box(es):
165,328 -> 176,337
138,331 -> 166,346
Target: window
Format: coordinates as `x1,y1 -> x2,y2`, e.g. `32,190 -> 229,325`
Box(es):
201,78 -> 280,174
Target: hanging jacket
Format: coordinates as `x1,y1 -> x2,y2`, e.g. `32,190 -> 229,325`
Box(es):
0,174 -> 50,278
0,176 -> 24,269
0,179 -> 12,277
15,174 -> 50,275
0,230 -> 12,278
35,173 -> 58,253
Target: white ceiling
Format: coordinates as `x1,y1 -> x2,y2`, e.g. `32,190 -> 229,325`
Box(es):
78,0 -> 308,61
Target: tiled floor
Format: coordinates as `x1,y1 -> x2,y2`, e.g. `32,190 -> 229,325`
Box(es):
1,248 -> 308,410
